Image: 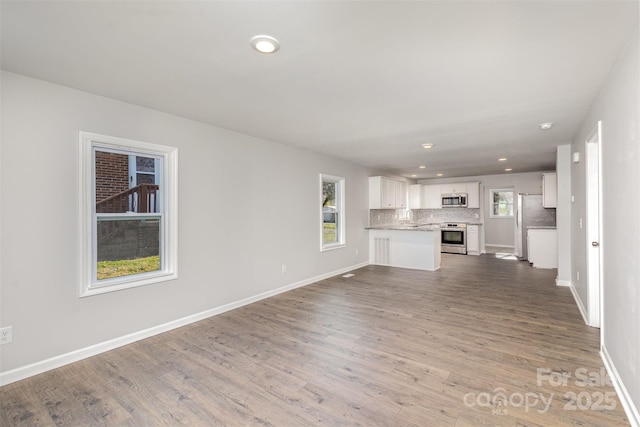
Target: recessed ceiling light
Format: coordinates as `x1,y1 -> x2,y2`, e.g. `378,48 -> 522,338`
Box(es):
251,35 -> 280,54
539,122 -> 553,130
422,143 -> 434,149
498,158 -> 507,162
505,168 -> 513,172
436,173 -> 443,177
411,174 -> 417,177
418,165 -> 426,169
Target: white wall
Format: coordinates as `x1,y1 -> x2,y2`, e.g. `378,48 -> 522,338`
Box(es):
419,171 -> 547,247
0,71 -> 370,377
571,24 -> 640,423
556,145 -> 572,285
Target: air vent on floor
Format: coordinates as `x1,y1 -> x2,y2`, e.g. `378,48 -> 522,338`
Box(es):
342,273 -> 355,278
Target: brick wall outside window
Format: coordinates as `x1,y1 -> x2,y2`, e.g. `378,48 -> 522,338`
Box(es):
95,151 -> 129,203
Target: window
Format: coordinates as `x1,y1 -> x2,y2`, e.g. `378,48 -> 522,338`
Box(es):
490,188 -> 514,218
80,132 -> 178,297
320,174 -> 345,251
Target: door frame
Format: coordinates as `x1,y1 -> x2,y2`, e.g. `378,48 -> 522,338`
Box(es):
128,155 -> 159,188
585,121 -> 603,328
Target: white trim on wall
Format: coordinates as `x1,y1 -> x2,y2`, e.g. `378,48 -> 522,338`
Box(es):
0,261 -> 368,386
601,345 -> 640,427
568,283 -> 589,325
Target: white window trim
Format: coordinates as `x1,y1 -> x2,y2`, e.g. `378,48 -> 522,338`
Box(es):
489,188 -> 514,219
79,132 -> 178,297
320,174 -> 346,252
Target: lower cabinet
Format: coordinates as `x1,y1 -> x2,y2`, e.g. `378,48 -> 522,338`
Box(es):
527,229 -> 557,268
467,225 -> 480,255
369,229 -> 441,271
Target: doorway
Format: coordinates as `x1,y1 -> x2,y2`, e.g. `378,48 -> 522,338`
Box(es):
585,121 -> 603,328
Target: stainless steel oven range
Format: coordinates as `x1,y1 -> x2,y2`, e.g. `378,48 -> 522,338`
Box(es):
441,223 -> 467,254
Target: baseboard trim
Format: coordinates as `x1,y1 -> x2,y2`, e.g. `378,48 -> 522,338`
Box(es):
556,278 -> 571,287
601,345 -> 640,427
0,261 -> 369,386
568,283 -> 589,325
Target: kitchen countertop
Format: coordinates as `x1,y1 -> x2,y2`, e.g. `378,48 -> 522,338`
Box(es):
527,226 -> 557,229
367,221 -> 483,231
423,221 -> 483,225
366,224 -> 440,231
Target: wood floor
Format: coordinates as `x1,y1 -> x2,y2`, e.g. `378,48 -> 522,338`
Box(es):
1,254 -> 629,426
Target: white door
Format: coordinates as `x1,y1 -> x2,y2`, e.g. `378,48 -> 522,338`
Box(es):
585,121 -> 603,328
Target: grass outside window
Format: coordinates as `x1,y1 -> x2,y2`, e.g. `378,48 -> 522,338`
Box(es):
323,223 -> 336,244
97,256 -> 161,280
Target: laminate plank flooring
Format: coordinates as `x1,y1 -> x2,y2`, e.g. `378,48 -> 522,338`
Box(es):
0,254 -> 630,426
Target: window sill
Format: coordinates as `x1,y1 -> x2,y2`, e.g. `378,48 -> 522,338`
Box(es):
80,270 -> 177,297
321,243 -> 346,252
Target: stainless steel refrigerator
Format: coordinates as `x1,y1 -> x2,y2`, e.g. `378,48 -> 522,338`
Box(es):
515,194 -> 556,260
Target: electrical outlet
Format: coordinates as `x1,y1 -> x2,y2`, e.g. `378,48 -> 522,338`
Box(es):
377,215 -> 381,221
577,271 -> 580,281
355,248 -> 359,256
281,264 -> 287,274
0,326 -> 12,345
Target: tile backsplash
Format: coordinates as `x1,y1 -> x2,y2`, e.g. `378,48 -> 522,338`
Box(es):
369,209 -> 400,225
370,208 -> 481,226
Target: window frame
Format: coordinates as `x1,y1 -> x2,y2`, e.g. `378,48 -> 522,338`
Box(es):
320,174 -> 346,252
489,188 -> 514,219
79,132 -> 178,297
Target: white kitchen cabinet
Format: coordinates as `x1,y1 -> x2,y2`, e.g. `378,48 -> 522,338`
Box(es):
381,178 -> 396,208
466,182 -> 480,208
369,176 -> 387,209
439,183 -> 467,195
528,228 -> 557,268
542,173 -> 557,208
409,184 -> 422,209
467,224 -> 480,255
395,181 -> 407,209
369,229 -> 441,271
369,176 -> 407,209
411,182 -> 477,209
422,185 -> 442,209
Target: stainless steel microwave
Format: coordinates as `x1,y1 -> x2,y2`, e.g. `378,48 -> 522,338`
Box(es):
441,193 -> 468,208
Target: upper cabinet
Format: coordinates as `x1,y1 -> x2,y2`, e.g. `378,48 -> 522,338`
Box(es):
394,181 -> 407,209
439,183 -> 467,195
466,182 -> 480,208
423,184 -> 442,209
409,184 -> 422,209
405,181 -> 480,209
542,173 -> 557,208
408,184 -> 442,209
369,176 -> 407,209
376,179 -> 482,210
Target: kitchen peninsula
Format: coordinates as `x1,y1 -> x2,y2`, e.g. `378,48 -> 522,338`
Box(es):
367,224 -> 441,271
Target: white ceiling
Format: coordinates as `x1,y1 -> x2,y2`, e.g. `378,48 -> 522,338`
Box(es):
2,1 -> 638,178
